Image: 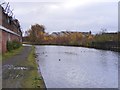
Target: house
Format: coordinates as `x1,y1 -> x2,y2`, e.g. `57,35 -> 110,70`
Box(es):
0,5 -> 22,53
51,31 -> 91,37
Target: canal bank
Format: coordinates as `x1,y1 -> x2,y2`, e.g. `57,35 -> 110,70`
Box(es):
25,42 -> 120,52
2,46 -> 46,88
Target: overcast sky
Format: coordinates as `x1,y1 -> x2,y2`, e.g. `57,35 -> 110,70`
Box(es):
1,0 -> 118,34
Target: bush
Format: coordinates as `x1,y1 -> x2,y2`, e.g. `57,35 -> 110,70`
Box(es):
7,41 -> 13,51
7,40 -> 22,52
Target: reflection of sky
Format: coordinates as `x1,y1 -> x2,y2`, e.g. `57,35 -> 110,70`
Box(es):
1,0 -> 118,34
36,46 -> 118,88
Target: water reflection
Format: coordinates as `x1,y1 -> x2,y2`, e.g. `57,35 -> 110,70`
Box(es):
36,45 -> 118,88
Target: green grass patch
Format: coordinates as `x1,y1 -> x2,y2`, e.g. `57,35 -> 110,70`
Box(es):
21,46 -> 45,88
2,46 -> 23,60
0,54 -> 2,60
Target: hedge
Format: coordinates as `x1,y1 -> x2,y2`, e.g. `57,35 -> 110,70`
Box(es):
7,40 -> 22,52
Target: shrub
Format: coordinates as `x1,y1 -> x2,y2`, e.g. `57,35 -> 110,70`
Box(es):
12,41 -> 22,49
7,40 -> 22,52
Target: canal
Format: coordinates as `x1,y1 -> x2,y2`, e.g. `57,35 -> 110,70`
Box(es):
36,45 -> 118,88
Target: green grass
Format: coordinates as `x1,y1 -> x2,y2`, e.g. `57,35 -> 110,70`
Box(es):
21,46 -> 45,88
2,46 -> 23,60
0,54 -> 2,60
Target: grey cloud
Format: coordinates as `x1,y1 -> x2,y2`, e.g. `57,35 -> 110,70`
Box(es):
8,1 -> 118,34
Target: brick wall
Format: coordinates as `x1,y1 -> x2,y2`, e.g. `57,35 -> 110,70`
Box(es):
1,30 -> 21,53
0,6 -> 2,25
0,5 -> 22,36
0,5 -> 22,53
0,30 -> 2,53
2,12 -> 22,36
2,30 -> 7,53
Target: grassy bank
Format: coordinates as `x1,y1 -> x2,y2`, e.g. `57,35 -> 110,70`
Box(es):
21,46 -> 46,88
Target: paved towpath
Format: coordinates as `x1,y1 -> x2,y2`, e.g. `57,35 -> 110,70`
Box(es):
2,46 -> 32,88
3,46 -> 31,65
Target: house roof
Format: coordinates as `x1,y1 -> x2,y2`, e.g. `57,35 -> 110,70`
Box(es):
0,25 -> 21,36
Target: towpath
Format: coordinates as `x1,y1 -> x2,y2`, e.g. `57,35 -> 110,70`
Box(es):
2,46 -> 31,88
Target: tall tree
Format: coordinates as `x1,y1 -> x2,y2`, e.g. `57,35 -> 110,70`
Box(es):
28,24 -> 45,44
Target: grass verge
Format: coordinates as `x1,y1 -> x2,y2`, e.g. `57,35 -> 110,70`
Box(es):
2,46 -> 23,60
21,46 -> 46,88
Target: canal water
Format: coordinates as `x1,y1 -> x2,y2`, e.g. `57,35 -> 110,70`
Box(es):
36,45 -> 118,88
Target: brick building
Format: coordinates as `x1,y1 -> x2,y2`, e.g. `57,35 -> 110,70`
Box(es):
0,5 -> 22,53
